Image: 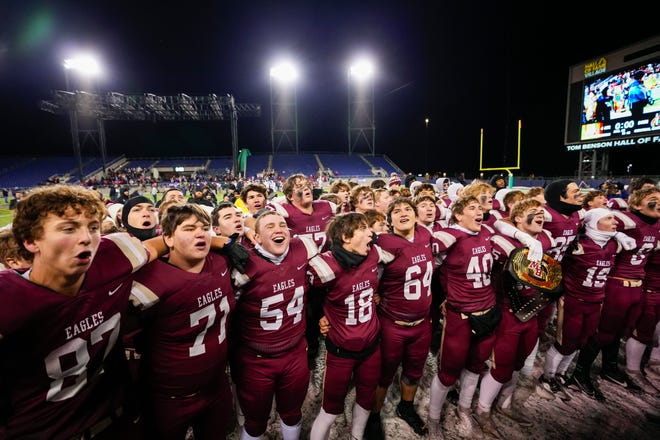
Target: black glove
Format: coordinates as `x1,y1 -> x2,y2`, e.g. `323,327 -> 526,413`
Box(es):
220,233 -> 250,273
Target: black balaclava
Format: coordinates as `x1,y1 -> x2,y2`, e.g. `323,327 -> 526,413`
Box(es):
331,244 -> 367,269
545,179 -> 581,216
122,196 -> 158,241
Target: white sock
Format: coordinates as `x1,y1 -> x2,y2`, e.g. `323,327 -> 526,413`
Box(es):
520,338 -> 539,378
498,371 -> 519,409
429,375 -> 450,420
234,385 -> 245,426
458,369 -> 480,409
240,427 -> 262,440
558,351 -> 577,375
543,345 -> 563,378
310,408 -> 338,440
652,346 -> 660,363
280,419 -> 301,440
350,402 -> 370,440
477,371 -> 503,412
625,337 -> 647,371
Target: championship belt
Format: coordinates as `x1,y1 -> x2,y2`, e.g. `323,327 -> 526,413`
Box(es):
505,247 -> 563,322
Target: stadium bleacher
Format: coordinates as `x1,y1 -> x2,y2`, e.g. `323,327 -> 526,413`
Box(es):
123,159 -> 159,169
0,153 -> 648,192
245,154 -> 270,178
0,156 -> 86,188
317,153 -> 372,177
365,155 -> 402,176
270,153 -> 318,178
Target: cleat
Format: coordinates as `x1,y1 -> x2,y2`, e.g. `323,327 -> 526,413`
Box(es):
364,411 -> 384,440
599,368 -> 627,386
600,368 -> 642,394
565,373 -> 605,401
625,369 -> 660,396
556,373 -> 570,387
455,407 -> 483,439
427,417 -> 444,439
494,404 -> 533,427
395,402 -> 428,436
474,410 -> 502,439
537,375 -> 571,402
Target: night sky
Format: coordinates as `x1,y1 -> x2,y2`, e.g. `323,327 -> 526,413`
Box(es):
1,1 -> 658,178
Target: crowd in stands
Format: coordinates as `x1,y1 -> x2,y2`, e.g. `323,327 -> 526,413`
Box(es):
0,169 -> 659,440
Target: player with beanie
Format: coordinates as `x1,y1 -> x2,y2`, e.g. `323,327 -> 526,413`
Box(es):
389,173 -> 402,188
122,196 -> 158,241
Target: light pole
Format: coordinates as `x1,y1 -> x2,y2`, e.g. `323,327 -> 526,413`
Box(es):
269,60 -> 299,154
424,118 -> 430,175
348,57 -> 376,155
63,54 -> 105,182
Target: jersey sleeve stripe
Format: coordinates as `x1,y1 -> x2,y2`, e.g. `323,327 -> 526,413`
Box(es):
432,230 -> 457,248
612,210 -> 637,230
375,244 -> 395,264
300,236 -> 320,259
267,201 -> 288,217
309,255 -> 336,283
232,269 -> 250,287
130,280 -> 159,308
105,233 -> 149,272
491,235 -> 516,256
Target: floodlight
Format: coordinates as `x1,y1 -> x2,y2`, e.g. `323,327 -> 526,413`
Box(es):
63,54 -> 102,77
270,61 -> 299,84
349,58 -> 375,81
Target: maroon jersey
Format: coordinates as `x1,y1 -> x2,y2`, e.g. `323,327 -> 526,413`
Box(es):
267,200 -> 335,251
421,221 -> 448,266
482,212 -> 498,228
562,236 -> 619,303
489,209 -> 508,220
308,245 -> 394,352
434,203 -> 442,222
377,225 -> 435,322
434,225 -> 497,313
606,198 -> 628,211
491,231 -> 554,305
611,211 -> 659,279
238,235 -> 255,251
542,206 -> 582,262
232,237 -> 318,354
644,248 -> 660,293
0,233 -> 150,440
129,252 -> 235,396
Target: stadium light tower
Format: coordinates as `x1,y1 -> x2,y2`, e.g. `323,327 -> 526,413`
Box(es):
347,57 -> 376,156
270,60 -> 299,154
62,52 -> 108,182
63,55 -> 102,82
425,118 -> 430,173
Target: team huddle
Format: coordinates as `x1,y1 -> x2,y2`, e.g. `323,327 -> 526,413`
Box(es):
0,173 -> 659,440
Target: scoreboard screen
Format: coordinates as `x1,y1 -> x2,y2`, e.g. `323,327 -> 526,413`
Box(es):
565,36 -> 660,152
